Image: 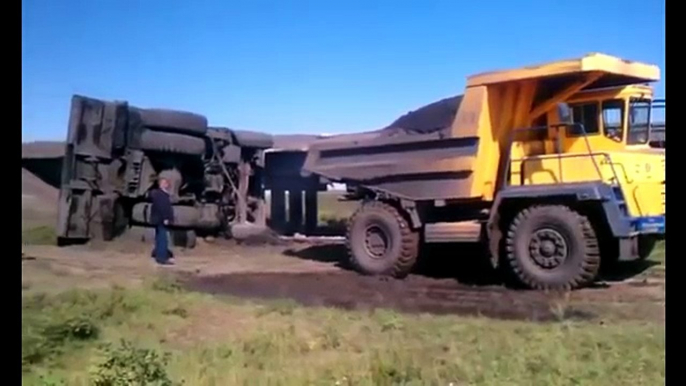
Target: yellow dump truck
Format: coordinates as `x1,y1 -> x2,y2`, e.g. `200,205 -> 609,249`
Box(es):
303,53 -> 665,290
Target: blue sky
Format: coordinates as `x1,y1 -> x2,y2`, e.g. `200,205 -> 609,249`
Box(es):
22,0 -> 665,141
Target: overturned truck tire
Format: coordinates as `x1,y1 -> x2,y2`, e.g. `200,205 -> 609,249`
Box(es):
346,201 -> 420,278
132,203 -> 199,228
138,130 -> 206,156
132,203 -> 221,229
133,108 -> 208,135
172,229 -> 197,249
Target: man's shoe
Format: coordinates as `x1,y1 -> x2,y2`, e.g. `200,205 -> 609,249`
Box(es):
156,260 -> 174,266
152,249 -> 174,259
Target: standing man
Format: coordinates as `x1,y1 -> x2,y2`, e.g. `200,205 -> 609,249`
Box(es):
150,177 -> 175,265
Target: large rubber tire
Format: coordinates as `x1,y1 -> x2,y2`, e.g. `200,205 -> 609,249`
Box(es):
131,203 -> 200,228
134,108 -> 208,135
139,130 -> 206,156
346,201 -> 419,278
172,229 -> 197,249
505,205 -> 600,290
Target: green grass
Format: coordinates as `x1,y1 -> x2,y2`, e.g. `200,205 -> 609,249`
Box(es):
22,277 -> 665,386
652,241 -> 665,264
21,196 -> 665,384
316,191 -> 358,224
22,225 -> 57,246
266,191 -> 358,223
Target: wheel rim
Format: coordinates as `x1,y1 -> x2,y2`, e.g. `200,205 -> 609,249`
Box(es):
528,228 -> 568,269
364,225 -> 390,259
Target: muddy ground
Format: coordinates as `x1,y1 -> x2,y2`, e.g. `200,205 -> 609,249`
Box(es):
22,233 -> 665,324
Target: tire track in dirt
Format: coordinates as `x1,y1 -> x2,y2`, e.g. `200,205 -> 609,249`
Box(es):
183,271 -> 664,322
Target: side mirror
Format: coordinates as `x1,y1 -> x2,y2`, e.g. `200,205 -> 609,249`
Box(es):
557,103 -> 573,124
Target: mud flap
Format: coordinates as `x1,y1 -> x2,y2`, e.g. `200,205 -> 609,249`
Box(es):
618,237 -> 640,262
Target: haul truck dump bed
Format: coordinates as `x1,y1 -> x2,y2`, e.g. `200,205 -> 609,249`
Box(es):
304,53 -> 660,201
303,53 -> 664,290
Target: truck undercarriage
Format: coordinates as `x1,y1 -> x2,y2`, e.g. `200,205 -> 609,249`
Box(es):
56,95 -> 273,246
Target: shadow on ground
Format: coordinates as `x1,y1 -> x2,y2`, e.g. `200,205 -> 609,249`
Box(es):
283,242 -> 505,286
600,259 -> 661,282
282,242 -> 660,287
265,219 -> 348,237
184,241 -> 664,322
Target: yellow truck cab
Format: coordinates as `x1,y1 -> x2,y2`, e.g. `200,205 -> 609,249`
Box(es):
304,53 -> 665,290
567,84 -> 656,151
510,83 -> 665,223
566,85 -> 665,216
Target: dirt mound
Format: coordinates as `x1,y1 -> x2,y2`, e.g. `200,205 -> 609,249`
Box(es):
379,95 -> 463,137
22,141 -> 65,159
22,168 -> 58,202
22,168 -> 59,226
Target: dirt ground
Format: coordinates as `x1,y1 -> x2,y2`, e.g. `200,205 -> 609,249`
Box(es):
22,232 -> 665,324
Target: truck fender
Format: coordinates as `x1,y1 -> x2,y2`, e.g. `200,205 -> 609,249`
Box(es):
486,182 -> 633,265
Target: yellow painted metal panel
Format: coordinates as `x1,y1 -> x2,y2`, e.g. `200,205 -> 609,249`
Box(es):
467,53 -> 660,87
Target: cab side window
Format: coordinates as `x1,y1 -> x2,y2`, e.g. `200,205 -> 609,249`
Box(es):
602,100 -> 625,142
569,102 -> 599,136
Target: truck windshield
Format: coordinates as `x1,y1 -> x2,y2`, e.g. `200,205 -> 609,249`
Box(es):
649,99 -> 665,147
627,98 -> 651,145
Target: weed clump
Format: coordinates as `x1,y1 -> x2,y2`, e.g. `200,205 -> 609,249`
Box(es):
22,314 -> 99,368
90,339 -> 179,386
150,276 -> 185,294
22,288 -> 143,369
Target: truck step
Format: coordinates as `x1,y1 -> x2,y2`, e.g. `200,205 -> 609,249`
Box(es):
611,185 -> 629,216
424,221 -> 483,243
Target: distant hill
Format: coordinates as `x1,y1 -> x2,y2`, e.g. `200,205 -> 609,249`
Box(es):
21,95 -> 465,157
21,94 -> 664,154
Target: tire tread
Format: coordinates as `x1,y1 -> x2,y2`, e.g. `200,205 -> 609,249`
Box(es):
505,205 -> 600,290
345,201 -> 419,278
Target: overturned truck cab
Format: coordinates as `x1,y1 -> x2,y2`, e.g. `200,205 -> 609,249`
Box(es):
56,95 -> 273,247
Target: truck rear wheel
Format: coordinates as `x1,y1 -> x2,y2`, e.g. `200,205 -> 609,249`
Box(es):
346,201 -> 419,278
505,205 -> 600,290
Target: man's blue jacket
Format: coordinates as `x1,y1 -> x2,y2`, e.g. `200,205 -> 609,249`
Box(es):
150,189 -> 174,226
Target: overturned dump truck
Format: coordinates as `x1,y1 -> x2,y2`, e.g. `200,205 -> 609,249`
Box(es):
304,53 -> 666,290
56,95 -> 273,247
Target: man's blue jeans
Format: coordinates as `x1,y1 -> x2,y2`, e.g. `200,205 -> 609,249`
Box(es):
154,224 -> 169,263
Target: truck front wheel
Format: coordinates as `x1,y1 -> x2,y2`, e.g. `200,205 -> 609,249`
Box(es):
346,201 -> 419,278
505,205 -> 600,290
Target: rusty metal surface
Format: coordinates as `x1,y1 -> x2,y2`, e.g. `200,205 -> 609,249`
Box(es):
303,130 -> 479,200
